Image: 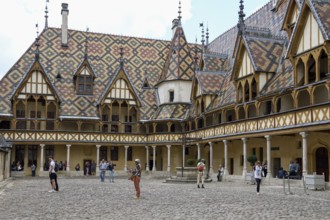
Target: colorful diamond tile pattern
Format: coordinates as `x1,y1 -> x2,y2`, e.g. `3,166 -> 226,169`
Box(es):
312,0 -> 330,40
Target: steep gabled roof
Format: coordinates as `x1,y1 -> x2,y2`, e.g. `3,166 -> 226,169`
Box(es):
9,59 -> 62,103
73,58 -> 98,78
150,103 -> 190,121
286,0 -> 330,57
157,26 -> 195,84
97,65 -> 142,107
195,71 -> 226,95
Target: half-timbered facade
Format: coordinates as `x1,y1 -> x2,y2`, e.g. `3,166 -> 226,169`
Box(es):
0,0 -> 329,183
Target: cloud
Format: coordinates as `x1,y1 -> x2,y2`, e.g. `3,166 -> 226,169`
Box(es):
0,0 -> 192,78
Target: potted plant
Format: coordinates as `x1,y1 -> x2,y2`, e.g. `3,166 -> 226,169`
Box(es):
187,158 -> 196,167
247,155 -> 257,167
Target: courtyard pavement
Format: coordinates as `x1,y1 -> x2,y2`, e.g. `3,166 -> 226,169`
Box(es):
0,175 -> 330,220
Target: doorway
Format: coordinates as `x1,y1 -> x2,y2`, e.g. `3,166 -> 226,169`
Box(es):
316,147 -> 329,182
273,158 -> 281,178
230,158 -> 234,175
83,160 -> 92,176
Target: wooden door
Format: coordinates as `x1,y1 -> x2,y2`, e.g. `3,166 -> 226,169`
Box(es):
273,158 -> 281,178
316,147 -> 329,182
83,160 -> 92,176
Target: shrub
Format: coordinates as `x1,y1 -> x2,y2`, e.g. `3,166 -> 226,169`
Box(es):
247,155 -> 257,166
187,158 -> 196,166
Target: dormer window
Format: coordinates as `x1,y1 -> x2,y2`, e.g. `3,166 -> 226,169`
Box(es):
77,75 -> 93,95
169,90 -> 174,102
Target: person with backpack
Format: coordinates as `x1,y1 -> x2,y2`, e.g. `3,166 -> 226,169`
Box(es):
197,159 -> 206,188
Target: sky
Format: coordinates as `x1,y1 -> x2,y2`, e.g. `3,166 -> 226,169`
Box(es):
0,0 -> 270,79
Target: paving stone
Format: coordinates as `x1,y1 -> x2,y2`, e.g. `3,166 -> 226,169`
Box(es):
0,177 -> 329,220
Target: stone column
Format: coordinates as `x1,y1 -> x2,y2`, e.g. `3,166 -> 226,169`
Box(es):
167,145 -> 171,174
265,135 -> 272,181
299,132 -> 308,176
145,146 -> 149,171
208,142 -> 214,174
96,145 -> 101,172
197,143 -> 201,160
242,138 -> 248,178
152,146 -> 156,172
182,143 -> 185,168
39,144 -> 45,172
223,140 -> 229,178
124,145 -> 129,172
66,144 -> 71,171
5,150 -> 11,179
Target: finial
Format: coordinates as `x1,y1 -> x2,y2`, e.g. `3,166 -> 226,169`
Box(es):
178,1 -> 182,21
194,37 -> 199,71
237,0 -> 246,35
44,0 -> 49,29
35,23 -> 40,61
206,24 -> 209,46
84,27 -> 89,59
119,35 -> 124,67
200,22 -> 205,46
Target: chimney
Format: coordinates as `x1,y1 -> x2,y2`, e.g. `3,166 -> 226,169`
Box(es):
61,3 -> 69,47
172,18 -> 179,37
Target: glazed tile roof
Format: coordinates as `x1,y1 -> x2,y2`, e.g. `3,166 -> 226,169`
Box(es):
0,28 -> 172,120
195,71 -> 226,95
151,103 -> 190,121
243,35 -> 285,73
310,0 -> 330,40
158,26 -> 196,83
208,73 -> 236,110
202,52 -> 228,72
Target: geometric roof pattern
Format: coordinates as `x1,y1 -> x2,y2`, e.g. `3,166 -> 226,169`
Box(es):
151,103 -> 189,121
243,35 -> 285,73
195,71 -> 226,95
202,52 -> 229,72
308,0 -> 330,40
158,26 -> 195,83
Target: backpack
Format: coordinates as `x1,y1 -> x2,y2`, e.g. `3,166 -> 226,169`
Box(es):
198,164 -> 204,172
54,163 -> 59,172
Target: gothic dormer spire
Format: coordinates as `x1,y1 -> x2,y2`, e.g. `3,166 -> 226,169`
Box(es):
237,0 -> 246,35
200,22 -> 205,53
178,1 -> 182,21
85,27 -> 89,59
194,37 -> 199,71
206,25 -> 209,46
44,0 -> 49,30
119,36 -> 124,67
35,24 -> 40,61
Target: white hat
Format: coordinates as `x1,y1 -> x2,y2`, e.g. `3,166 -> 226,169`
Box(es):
135,159 -> 140,163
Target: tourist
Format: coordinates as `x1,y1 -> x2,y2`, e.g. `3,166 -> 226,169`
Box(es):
91,161 -> 96,175
108,161 -> 115,183
197,159 -> 206,188
262,160 -> 267,177
99,159 -> 107,182
254,161 -> 262,195
129,159 -> 142,199
48,156 -> 59,192
217,164 -> 224,182
85,161 -> 90,176
31,163 -> 36,177
75,163 -> 80,171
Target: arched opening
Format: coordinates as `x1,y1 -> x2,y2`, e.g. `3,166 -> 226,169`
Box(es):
297,90 -> 310,108
320,50 -> 328,80
244,80 -> 249,102
307,55 -> 316,84
276,94 -> 294,113
237,83 -> 243,103
156,123 -> 168,133
247,105 -> 257,118
315,147 -> 329,182
251,78 -> 257,100
225,109 -> 236,122
201,99 -> 205,113
259,100 -> 272,116
313,85 -> 328,104
238,107 -> 245,120
296,59 -> 305,86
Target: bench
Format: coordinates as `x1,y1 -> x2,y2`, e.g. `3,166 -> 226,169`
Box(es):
304,173 -> 326,190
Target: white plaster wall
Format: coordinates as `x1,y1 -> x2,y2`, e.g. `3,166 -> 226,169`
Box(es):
157,81 -> 192,104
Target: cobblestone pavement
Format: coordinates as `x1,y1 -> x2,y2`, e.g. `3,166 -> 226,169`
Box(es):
0,176 -> 330,220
